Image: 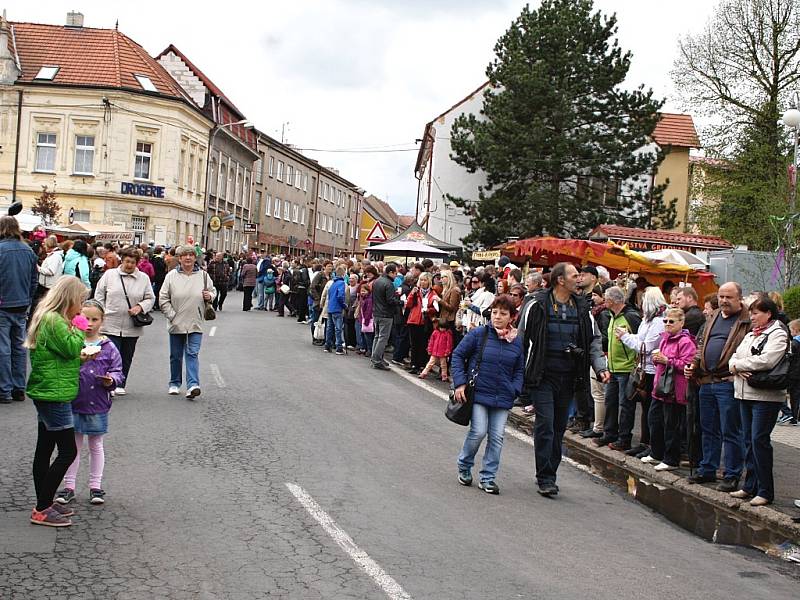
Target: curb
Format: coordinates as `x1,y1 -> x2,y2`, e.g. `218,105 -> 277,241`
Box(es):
506,408 -> 800,552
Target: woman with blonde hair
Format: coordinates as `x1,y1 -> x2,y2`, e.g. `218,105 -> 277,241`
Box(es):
25,276 -> 89,527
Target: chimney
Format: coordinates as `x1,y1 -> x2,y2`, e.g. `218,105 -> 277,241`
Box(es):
0,13 -> 20,85
66,11 -> 84,28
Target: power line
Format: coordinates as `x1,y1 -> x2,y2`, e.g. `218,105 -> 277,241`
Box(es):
295,147 -> 418,154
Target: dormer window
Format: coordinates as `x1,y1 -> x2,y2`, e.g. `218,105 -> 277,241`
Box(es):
134,74 -> 158,92
34,66 -> 60,80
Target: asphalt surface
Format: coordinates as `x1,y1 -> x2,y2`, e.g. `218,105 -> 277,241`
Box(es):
1,290 -> 798,599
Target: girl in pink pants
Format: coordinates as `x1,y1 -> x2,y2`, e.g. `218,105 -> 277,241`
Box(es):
56,300 -> 123,506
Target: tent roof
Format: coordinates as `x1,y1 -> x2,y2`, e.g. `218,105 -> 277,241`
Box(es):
386,221 -> 460,250
365,240 -> 449,256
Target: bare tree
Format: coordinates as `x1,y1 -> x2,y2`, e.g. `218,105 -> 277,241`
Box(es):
31,185 -> 61,226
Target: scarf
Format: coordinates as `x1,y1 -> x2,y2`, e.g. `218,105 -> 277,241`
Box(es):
752,320 -> 775,337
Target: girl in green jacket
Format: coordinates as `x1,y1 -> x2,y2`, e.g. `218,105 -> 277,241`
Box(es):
25,276 -> 89,527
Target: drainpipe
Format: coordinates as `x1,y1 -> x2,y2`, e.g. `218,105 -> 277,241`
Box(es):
12,89 -> 22,202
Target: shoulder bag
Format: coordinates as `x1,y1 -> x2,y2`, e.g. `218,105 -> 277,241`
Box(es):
446,326 -> 490,426
202,272 -> 216,321
654,365 -> 675,398
747,331 -> 790,390
119,273 -> 153,327
625,343 -> 647,401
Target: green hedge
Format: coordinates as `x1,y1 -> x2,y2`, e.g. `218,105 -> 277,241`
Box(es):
784,286 -> 800,320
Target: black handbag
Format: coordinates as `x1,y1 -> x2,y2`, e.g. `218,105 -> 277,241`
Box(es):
446,327 -> 490,426
202,272 -> 216,321
654,365 -> 675,398
625,343 -> 647,401
747,331 -> 790,390
119,273 -> 153,327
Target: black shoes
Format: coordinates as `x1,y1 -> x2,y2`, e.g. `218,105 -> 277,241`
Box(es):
593,436 -> 615,447
716,477 -> 740,493
0,396 -> 10,404
608,441 -> 632,452
580,429 -> 603,439
11,389 -> 24,402
537,483 -> 559,497
687,473 -> 717,484
568,419 -> 590,434
625,444 -> 648,456
479,480 -> 500,494
372,363 -> 390,371
458,470 -> 473,486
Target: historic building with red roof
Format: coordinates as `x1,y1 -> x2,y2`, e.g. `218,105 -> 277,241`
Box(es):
0,11 -> 213,247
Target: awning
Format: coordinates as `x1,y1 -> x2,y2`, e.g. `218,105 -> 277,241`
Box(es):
385,221 -> 461,251
366,240 -> 449,256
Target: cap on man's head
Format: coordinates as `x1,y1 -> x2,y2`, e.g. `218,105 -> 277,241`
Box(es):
581,265 -> 599,278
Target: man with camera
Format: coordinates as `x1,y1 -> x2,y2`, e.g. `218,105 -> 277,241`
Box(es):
593,286 -> 642,451
519,262 -> 609,497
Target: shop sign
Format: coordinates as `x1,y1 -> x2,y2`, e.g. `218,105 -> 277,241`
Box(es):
120,182 -> 165,198
95,231 -> 134,244
221,213 -> 235,228
243,222 -> 257,233
471,250 -> 501,261
209,216 -> 222,232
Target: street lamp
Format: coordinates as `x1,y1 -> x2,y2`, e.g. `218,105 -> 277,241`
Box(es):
202,119 -> 254,249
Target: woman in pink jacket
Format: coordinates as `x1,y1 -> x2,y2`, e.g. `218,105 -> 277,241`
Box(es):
642,308 -> 697,471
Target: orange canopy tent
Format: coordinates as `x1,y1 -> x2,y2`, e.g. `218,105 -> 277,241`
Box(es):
503,237 -> 718,298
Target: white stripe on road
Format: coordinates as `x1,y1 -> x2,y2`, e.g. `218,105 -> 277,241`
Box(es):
285,482 -> 413,600
209,326 -> 217,337
387,364 -> 600,480
209,363 -> 226,388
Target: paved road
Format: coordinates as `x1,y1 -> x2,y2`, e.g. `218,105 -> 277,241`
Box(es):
1,291 -> 797,599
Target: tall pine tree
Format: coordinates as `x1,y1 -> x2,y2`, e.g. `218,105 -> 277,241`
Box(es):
449,0 -> 672,247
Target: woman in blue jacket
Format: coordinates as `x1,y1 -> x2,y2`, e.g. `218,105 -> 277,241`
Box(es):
63,239 -> 90,289
453,294 -> 524,494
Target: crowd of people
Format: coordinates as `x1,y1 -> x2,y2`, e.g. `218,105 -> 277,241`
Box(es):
1,211 -> 798,527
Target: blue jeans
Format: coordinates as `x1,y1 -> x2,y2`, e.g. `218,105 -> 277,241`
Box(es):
603,373 -> 632,443
354,320 -> 365,351
531,372 -> 575,485
739,400 -> 780,501
325,312 -> 344,351
169,333 -> 202,388
0,310 -> 27,398
698,381 -> 743,479
458,403 -> 509,483
255,282 -> 265,308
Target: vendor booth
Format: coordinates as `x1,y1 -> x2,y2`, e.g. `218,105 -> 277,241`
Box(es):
503,236 -> 718,297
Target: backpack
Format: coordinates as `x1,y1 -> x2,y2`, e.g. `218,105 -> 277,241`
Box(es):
89,265 -> 104,288
264,270 -> 276,293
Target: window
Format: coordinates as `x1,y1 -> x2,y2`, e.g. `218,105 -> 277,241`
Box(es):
219,161 -> 227,198
235,171 -> 241,203
323,183 -> 329,201
254,190 -> 262,216
255,154 -> 264,184
73,135 -> 94,175
35,66 -> 59,80
316,212 -> 320,229
328,216 -> 333,233
188,150 -> 196,191
268,156 -> 274,177
196,157 -> 204,192
284,201 -> 291,221
209,158 -> 217,195
303,173 -> 308,192
301,208 -> 306,226
277,161 -> 284,181
134,142 -> 152,180
131,216 -> 147,232
243,175 -> 249,207
318,181 -> 322,198
134,74 -> 158,92
295,170 -> 301,189
73,210 -> 90,222
178,149 -> 186,187
353,223 -> 358,240
265,194 -> 272,216
35,133 -> 57,172
292,204 -> 299,223
286,165 -> 293,186
274,197 -> 281,218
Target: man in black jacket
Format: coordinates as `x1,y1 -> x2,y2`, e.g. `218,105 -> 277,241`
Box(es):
677,286 -> 705,337
371,263 -> 402,370
309,262 -> 332,345
519,262 -> 609,496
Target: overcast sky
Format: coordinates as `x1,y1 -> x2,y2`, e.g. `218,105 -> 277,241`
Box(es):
9,0 -> 718,215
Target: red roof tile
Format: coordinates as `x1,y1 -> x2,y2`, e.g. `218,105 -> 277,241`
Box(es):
398,215 -> 416,228
653,113 -> 700,149
590,225 -> 732,250
9,22 -> 186,100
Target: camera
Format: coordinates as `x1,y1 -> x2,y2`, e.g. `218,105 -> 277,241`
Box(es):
564,343 -> 585,359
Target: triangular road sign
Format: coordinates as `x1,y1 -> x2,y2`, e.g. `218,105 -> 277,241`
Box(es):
366,221 -> 388,242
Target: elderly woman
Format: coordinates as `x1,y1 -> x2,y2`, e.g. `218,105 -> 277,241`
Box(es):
616,287 -> 667,458
240,258 -> 258,311
405,273 -> 440,375
159,245 -> 214,399
93,247 -> 155,395
728,296 -> 789,506
453,295 -> 524,495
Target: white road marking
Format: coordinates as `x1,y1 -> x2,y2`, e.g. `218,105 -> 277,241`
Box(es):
209,363 -> 226,388
285,483 -> 413,600
209,326 -> 217,337
388,364 -> 600,479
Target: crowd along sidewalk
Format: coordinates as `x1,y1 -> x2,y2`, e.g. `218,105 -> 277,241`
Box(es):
381,355 -> 800,561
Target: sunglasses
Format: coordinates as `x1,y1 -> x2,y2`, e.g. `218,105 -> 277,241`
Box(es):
471,280 -> 480,284
510,292 -> 522,297
662,318 -> 682,324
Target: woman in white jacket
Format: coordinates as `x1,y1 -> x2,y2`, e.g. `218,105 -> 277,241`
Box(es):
728,295 -> 789,506
159,246 -> 214,399
461,272 -> 495,332
94,247 -> 155,395
617,287 -> 666,458
32,236 -> 63,314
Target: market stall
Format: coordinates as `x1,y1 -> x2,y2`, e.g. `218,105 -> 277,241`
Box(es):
503,236 -> 718,297
365,239 -> 450,266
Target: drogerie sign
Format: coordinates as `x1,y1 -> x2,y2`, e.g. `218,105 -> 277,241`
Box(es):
121,182 -> 165,198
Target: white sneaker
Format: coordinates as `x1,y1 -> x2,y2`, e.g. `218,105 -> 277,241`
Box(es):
114,387 -> 127,396
654,462 -> 677,472
186,386 -> 201,399
640,455 -> 657,464
168,386 -> 180,395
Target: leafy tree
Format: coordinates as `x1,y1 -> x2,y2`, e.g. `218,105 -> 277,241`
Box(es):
673,0 -> 800,258
448,0 -> 672,248
31,185 -> 61,226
